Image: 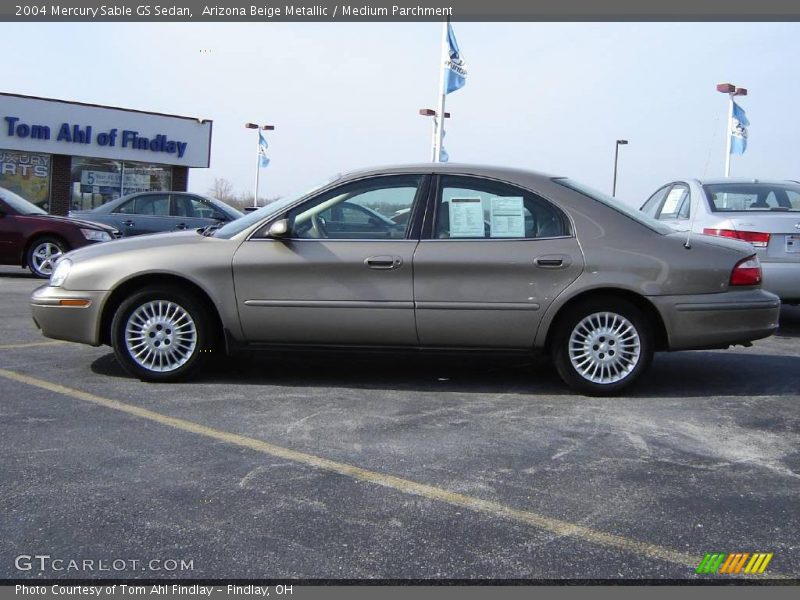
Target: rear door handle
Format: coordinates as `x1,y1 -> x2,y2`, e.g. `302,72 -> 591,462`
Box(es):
535,255 -> 570,268
365,255 -> 403,270
121,220 -> 135,227
175,223 -> 187,230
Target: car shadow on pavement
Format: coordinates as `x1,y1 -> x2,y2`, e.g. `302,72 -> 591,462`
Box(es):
0,269 -> 36,279
90,347 -> 798,399
776,305 -> 800,338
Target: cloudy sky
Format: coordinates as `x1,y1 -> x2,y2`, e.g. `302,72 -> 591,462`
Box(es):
4,21 -> 798,205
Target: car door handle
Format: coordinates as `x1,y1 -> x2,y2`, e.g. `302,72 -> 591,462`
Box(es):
121,220 -> 135,227
535,255 -> 570,269
365,255 -> 402,270
175,223 -> 187,230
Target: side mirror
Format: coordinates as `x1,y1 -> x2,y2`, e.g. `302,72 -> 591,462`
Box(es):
267,219 -> 290,238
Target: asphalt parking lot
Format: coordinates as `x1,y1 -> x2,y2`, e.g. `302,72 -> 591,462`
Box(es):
1,264 -> 798,581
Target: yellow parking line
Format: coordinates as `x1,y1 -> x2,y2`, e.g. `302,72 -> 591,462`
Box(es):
0,340 -> 68,350
0,366 -> 789,578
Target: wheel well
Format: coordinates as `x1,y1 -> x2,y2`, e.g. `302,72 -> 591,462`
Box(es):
22,233 -> 69,267
544,288 -> 669,354
99,274 -> 224,346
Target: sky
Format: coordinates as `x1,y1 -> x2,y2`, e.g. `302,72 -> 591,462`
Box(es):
3,21 -> 799,206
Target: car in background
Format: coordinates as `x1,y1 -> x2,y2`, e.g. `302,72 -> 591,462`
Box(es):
0,186 -> 118,278
70,191 -> 243,237
641,179 -> 800,303
31,164 -> 779,395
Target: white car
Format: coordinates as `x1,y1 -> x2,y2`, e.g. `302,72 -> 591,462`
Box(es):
641,179 -> 800,303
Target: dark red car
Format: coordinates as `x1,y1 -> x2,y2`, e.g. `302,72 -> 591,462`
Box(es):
0,187 -> 119,278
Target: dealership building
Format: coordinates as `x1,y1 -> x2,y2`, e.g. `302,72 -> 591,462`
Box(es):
0,92 -> 212,215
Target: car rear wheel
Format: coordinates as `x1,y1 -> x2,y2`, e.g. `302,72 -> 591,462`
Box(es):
27,237 -> 67,278
111,287 -> 213,382
552,297 -> 653,396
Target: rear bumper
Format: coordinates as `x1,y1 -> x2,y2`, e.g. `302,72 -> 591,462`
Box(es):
30,285 -> 107,346
650,289 -> 780,350
762,261 -> 800,303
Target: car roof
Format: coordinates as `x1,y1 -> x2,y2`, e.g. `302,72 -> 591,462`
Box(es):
686,178 -> 799,186
337,162 -> 560,184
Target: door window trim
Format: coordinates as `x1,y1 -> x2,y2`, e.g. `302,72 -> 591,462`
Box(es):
246,173 -> 432,242
421,174 -> 573,242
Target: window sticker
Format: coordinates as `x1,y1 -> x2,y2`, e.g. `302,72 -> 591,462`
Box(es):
490,196 -> 525,237
448,197 -> 484,237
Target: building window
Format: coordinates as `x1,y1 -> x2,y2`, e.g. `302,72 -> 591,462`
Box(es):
0,150 -> 51,211
70,158 -> 173,211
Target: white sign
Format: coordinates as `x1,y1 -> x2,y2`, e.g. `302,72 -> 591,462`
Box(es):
490,196 -> 525,237
0,93 -> 212,167
81,170 -> 152,189
448,197 -> 484,238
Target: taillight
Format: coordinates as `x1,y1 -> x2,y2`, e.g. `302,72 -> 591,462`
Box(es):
730,255 -> 762,286
703,228 -> 770,248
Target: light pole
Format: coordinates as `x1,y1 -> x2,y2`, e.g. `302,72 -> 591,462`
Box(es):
419,108 -> 450,162
612,139 -> 628,197
716,83 -> 747,177
245,122 -> 275,207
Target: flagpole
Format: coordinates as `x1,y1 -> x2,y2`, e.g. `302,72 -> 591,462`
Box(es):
253,132 -> 261,207
724,94 -> 733,177
433,20 -> 448,162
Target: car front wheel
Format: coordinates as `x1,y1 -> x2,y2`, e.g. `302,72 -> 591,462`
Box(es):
552,297 -> 653,396
27,237 -> 67,278
111,287 -> 213,382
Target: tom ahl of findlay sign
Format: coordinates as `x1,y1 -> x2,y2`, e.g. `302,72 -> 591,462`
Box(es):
4,115 -> 189,159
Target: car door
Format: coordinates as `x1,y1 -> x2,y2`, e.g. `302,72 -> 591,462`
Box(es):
413,174 -> 584,348
0,199 -> 23,263
231,174 -> 427,345
112,193 -> 172,236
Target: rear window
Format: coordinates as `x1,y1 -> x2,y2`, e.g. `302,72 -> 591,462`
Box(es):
554,178 -> 673,235
704,182 -> 800,212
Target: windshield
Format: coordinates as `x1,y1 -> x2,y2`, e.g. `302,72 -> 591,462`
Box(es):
554,178 -> 673,235
0,187 -> 47,215
212,175 -> 343,239
703,182 -> 800,212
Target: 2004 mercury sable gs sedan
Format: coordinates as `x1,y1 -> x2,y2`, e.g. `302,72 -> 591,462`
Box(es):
31,164 -> 780,395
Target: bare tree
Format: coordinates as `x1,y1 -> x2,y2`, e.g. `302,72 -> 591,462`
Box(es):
208,178 -> 236,204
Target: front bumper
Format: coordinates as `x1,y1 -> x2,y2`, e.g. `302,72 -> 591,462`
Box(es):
650,289 -> 781,351
30,285 -> 109,346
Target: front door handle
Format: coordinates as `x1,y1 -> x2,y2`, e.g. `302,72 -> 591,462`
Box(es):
175,223 -> 187,230
121,220 -> 135,227
365,255 -> 402,270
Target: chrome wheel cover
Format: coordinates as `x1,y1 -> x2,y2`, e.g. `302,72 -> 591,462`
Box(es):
31,242 -> 63,275
568,312 -> 641,385
125,300 -> 197,373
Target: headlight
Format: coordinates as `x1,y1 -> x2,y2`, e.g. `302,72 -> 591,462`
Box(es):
80,228 -> 112,242
50,259 -> 72,287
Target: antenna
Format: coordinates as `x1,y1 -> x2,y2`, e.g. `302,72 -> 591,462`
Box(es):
684,183 -> 700,249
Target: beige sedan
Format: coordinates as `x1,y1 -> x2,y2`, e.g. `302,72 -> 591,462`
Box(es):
31,164 -> 780,395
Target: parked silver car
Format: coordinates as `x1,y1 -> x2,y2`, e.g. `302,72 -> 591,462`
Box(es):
70,191 -> 243,237
31,164 -> 779,395
641,179 -> 800,303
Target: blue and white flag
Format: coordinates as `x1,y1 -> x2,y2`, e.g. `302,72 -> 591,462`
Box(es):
730,101 -> 749,155
444,22 -> 466,94
258,132 -> 270,167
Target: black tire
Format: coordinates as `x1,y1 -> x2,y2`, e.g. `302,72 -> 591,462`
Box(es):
552,296 -> 653,396
27,236 -> 68,278
111,286 -> 215,382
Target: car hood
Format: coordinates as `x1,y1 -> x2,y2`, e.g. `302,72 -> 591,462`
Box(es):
65,229 -> 208,262
23,214 -> 117,232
